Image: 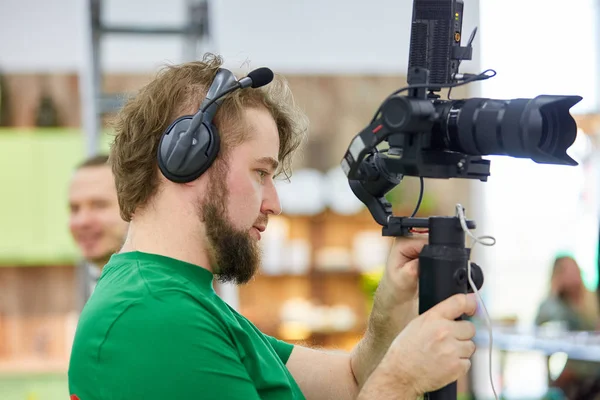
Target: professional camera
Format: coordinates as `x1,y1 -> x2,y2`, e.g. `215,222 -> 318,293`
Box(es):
341,1 -> 581,399
342,0 -> 580,229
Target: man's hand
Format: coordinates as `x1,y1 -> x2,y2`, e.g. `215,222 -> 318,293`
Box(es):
351,236 -> 428,387
378,235 -> 428,307
370,235 -> 429,338
358,294 -> 478,399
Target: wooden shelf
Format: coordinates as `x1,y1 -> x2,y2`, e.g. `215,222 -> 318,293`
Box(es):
255,269 -> 364,278
0,358 -> 68,375
238,210 -> 384,350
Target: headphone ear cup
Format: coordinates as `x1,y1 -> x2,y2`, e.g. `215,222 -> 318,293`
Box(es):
157,116 -> 220,183
202,123 -> 220,172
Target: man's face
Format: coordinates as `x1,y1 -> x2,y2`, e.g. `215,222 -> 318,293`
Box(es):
68,165 -> 128,266
199,107 -> 282,284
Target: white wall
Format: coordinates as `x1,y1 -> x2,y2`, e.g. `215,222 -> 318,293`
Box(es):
0,0 -> 481,74
472,0 -> 600,325
477,0 -> 599,114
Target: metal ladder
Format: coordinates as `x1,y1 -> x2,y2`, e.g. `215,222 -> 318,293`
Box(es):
79,0 -> 211,156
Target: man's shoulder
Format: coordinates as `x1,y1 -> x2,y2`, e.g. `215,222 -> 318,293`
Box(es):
73,282 -> 232,360
97,253 -> 214,299
88,278 -> 221,324
79,255 -> 225,336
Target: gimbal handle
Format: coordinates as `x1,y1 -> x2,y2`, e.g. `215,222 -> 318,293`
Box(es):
383,214 -> 484,400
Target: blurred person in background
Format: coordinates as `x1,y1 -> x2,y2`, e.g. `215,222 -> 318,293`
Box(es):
68,154 -> 129,306
68,54 -> 478,400
536,255 -> 600,399
536,255 -> 599,331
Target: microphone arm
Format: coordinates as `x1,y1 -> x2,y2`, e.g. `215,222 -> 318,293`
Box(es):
187,83 -> 243,133
188,67 -> 274,134
200,83 -> 243,115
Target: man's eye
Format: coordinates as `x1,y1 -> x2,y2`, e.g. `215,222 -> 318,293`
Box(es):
91,200 -> 109,209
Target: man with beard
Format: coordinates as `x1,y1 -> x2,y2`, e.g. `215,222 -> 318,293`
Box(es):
68,154 -> 129,306
68,54 -> 478,400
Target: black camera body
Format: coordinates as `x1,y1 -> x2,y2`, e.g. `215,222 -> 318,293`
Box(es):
408,0 -> 471,89
342,0 -> 581,231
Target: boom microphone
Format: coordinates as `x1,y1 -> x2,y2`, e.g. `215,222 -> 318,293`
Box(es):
202,67 -> 274,112
239,67 -> 275,89
188,67 -> 275,135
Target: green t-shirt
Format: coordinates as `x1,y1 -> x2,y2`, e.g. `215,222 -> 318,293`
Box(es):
68,251 -> 305,400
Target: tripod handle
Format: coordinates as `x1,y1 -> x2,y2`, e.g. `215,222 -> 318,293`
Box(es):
417,217 -> 481,400
418,235 -> 471,316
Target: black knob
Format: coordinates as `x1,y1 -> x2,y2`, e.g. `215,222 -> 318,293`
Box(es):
454,268 -> 468,286
468,262 -> 484,292
453,263 -> 484,293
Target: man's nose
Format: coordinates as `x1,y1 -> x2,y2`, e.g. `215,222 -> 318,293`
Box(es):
71,208 -> 94,228
261,184 -> 282,216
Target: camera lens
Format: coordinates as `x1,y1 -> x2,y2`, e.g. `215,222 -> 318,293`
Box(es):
434,95 -> 581,166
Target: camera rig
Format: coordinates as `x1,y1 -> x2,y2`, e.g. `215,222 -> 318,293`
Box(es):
341,1 -> 581,399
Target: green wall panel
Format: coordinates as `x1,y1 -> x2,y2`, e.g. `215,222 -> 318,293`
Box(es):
0,129 -> 111,266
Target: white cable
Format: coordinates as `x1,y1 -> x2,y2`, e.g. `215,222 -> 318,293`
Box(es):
455,204 -> 499,400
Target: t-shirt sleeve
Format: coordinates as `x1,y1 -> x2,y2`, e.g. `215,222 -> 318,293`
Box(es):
98,290 -> 263,400
263,333 -> 295,364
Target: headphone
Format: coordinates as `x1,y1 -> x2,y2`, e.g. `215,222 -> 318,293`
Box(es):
157,66 -> 274,184
157,68 -> 236,183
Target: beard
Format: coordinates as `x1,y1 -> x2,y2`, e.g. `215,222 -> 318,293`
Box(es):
198,161 -> 263,285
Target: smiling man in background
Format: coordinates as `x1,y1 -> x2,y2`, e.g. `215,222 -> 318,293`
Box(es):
68,154 -> 129,306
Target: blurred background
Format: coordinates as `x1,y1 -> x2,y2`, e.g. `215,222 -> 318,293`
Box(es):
1,0 -> 599,399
